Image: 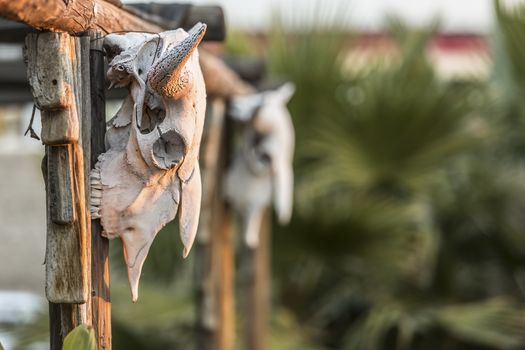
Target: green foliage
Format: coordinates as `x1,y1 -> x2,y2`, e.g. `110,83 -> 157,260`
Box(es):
435,298 -> 525,349
494,0 -> 525,97
269,309 -> 326,350
268,6 -> 525,350
111,281 -> 195,349
63,325 -> 96,350
267,9 -> 348,134
224,30 -> 259,57
10,310 -> 49,350
109,220 -> 185,285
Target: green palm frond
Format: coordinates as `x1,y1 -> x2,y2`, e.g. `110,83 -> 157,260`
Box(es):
267,6 -> 350,133
342,298 -> 525,350
269,309 -> 327,350
273,194 -> 440,344
435,298 -> 525,349
493,0 -> 525,155
269,13 -> 525,350
301,53 -> 488,201
494,0 -> 525,95
343,301 -> 433,350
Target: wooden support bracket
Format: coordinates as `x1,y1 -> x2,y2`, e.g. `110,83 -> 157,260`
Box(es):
27,32 -> 90,306
25,32 -> 79,145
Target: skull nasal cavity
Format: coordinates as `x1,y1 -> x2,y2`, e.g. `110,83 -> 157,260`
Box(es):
152,130 -> 185,169
139,107 -> 166,134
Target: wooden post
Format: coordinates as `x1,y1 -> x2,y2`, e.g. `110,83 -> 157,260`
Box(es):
89,31 -> 111,350
26,31 -> 110,349
241,211 -> 270,350
26,32 -> 92,348
195,98 -> 235,350
216,208 -> 235,350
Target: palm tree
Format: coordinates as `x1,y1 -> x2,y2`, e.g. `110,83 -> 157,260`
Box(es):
268,9 -> 525,350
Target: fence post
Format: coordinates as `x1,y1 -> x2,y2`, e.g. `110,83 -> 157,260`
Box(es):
195,98 -> 235,350
26,30 -> 111,349
89,30 -> 111,350
241,211 -> 270,350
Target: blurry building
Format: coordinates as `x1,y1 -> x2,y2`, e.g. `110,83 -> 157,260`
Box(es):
344,32 -> 490,80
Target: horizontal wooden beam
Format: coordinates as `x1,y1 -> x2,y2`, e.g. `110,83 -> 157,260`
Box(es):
0,0 -> 250,98
128,3 -> 225,41
0,0 -> 163,35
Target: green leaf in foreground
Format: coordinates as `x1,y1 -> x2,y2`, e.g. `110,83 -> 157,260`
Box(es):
62,324 -> 96,350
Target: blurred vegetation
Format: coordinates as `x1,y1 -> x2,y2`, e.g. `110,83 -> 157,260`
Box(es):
7,0 -> 525,349
269,1 -> 525,349
224,30 -> 260,57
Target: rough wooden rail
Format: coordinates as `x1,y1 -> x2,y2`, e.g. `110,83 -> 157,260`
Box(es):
0,0 -> 162,34
0,0 -> 250,97
27,31 -> 94,349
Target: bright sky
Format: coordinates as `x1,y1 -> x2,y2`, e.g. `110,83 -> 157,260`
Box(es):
126,0 -> 525,32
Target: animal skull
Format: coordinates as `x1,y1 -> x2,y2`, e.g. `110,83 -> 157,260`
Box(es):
91,23 -> 207,302
225,83 -> 296,248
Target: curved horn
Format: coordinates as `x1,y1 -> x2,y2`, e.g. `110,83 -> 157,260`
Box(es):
272,158 -> 293,225
243,207 -> 264,248
179,164 -> 202,258
147,22 -> 207,97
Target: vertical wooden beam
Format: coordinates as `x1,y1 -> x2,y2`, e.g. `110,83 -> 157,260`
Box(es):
195,98 -> 235,350
216,208 -> 235,350
26,32 -> 93,349
44,144 -> 85,303
195,99 -> 224,350
26,32 -> 88,305
242,211 -> 270,350
89,31 -> 112,350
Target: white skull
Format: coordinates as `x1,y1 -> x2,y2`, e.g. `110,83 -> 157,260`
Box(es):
91,23 -> 207,302
225,83 -> 295,248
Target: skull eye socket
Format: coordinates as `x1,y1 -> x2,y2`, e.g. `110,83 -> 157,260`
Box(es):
152,130 -> 186,170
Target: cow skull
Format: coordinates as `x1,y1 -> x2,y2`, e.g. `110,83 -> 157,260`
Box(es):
91,23 -> 207,302
225,83 -> 295,248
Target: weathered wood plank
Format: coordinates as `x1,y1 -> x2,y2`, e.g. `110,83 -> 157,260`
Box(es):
25,32 -> 79,145
39,109 -> 79,145
44,143 -> 87,304
48,303 -> 62,350
195,98 -> 236,350
0,0 -> 163,35
200,50 -> 255,98
28,32 -> 90,305
43,33 -> 93,349
196,99 -> 226,350
75,33 -> 93,324
90,30 -> 112,350
242,210 -> 270,350
12,5 -> 250,101
216,208 -> 235,350
25,34 -> 72,110
47,146 -> 75,224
